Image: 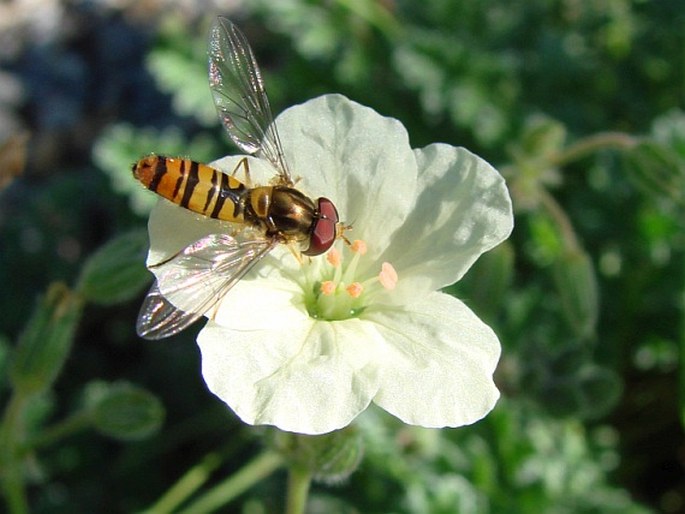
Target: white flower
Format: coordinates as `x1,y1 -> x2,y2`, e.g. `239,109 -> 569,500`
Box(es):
147,94 -> 514,435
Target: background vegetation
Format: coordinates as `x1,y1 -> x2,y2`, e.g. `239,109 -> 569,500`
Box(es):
0,0 -> 683,512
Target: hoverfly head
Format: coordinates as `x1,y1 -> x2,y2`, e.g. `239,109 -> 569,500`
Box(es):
303,197 -> 340,256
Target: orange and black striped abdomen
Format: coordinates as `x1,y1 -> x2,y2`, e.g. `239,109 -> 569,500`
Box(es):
132,155 -> 248,222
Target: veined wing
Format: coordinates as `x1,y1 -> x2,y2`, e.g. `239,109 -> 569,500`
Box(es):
136,233 -> 276,339
208,17 -> 292,185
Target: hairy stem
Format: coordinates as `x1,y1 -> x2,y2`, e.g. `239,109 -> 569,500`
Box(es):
176,451 -> 283,514
285,465 -> 312,514
0,394 -> 30,514
550,132 -> 639,168
539,189 -> 581,252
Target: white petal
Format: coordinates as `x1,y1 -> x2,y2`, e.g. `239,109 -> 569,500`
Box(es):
209,154 -> 277,186
211,252 -> 306,330
275,94 -> 418,264
366,292 -> 501,428
147,199 -> 226,266
381,144 -> 513,298
197,318 -> 385,435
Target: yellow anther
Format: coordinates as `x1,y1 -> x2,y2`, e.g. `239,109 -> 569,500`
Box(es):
346,282 -> 364,298
351,239 -> 367,255
320,281 -> 336,296
378,262 -> 398,290
326,247 -> 342,267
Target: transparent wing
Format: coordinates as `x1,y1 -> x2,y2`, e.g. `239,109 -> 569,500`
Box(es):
208,17 -> 292,185
136,233 -> 276,340
136,283 -> 204,340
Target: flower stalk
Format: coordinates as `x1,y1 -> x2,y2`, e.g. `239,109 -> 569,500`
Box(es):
285,465 -> 312,514
548,131 -> 639,168
175,451 -> 283,514
0,393 -> 30,514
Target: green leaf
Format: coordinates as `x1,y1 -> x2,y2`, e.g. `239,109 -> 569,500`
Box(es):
449,241 -> 514,324
146,16 -> 217,126
633,337 -> 679,372
10,283 -> 82,395
93,123 -> 219,216
0,333 -> 11,392
576,365 -> 622,419
77,229 -> 151,305
681,288 -> 685,428
147,48 -> 217,126
625,140 -> 685,207
85,381 -> 165,441
652,108 -> 685,157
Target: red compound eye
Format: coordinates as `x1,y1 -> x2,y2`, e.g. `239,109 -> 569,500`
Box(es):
303,198 -> 339,256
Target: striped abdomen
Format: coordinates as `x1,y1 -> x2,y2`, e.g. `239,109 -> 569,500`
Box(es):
132,155 -> 248,222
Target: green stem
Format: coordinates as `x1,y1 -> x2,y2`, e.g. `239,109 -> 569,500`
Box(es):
549,131 -> 639,168
139,452 -> 223,514
681,262 -> 685,427
335,0 -> 402,40
285,465 -> 312,514
0,393 -> 30,514
539,189 -> 582,253
21,410 -> 92,454
176,451 -> 283,514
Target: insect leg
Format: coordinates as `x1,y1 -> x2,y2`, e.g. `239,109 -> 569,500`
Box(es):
285,241 -> 304,265
336,222 -> 353,246
231,157 -> 253,188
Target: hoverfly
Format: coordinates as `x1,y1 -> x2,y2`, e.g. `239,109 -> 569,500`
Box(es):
133,17 -> 343,339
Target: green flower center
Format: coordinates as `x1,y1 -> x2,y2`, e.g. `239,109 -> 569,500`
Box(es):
303,240 -> 398,321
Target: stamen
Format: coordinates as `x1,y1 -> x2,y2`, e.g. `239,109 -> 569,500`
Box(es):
378,262 -> 398,290
320,281 -> 336,296
326,247 -> 341,267
326,246 -> 344,285
341,239 -> 366,285
346,282 -> 364,298
351,239 -> 367,255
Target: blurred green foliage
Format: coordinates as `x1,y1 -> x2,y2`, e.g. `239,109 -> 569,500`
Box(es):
1,0 -> 684,512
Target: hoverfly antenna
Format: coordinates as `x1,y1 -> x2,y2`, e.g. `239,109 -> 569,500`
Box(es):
336,221 -> 353,246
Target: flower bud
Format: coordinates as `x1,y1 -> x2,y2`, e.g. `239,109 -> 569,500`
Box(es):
575,365 -> 622,419
519,114 -> 567,159
552,249 -> 598,340
77,229 -> 150,305
269,426 -> 364,484
10,283 -> 82,395
625,140 -> 685,205
453,242 -> 514,323
85,381 -> 164,441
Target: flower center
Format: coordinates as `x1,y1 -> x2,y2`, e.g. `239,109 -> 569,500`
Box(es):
303,240 -> 398,321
